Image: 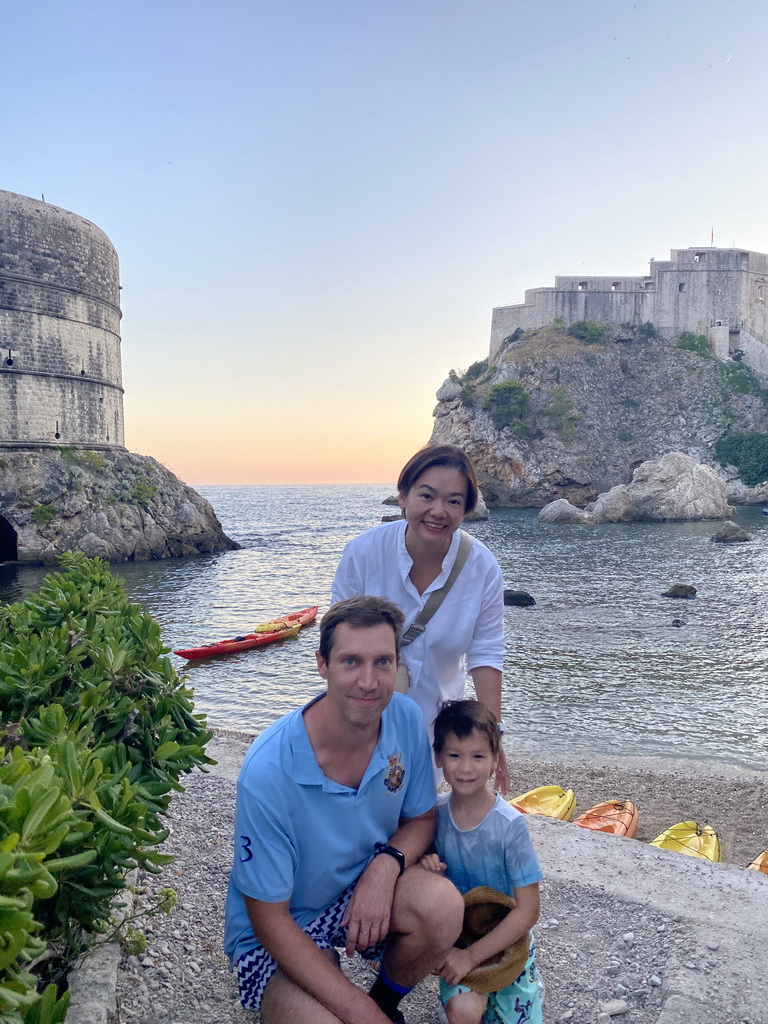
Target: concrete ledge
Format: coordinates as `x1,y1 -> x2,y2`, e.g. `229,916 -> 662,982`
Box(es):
65,941 -> 121,1024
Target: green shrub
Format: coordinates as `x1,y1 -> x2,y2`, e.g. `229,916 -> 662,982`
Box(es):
127,478 -> 157,506
543,386 -> 581,438
30,505 -> 56,526
567,320 -> 607,345
618,430 -> 634,442
715,433 -> 768,486
463,359 -> 488,381
483,381 -> 532,437
503,328 -> 524,345
636,321 -> 660,340
620,397 -> 640,408
0,460 -> 8,471
718,361 -> 755,395
0,553 -> 213,997
677,332 -> 711,359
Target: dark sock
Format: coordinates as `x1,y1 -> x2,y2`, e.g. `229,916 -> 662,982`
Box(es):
368,967 -> 412,1022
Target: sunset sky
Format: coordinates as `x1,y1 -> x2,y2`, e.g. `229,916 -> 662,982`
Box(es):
3,0 -> 767,484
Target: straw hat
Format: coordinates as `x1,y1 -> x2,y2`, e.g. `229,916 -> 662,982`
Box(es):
457,886 -> 530,994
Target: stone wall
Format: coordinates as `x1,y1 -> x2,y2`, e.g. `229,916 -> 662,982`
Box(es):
0,190 -> 125,447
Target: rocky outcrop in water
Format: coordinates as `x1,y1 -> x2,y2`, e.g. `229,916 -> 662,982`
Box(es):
429,325 -> 768,507
0,448 -> 238,564
537,453 -> 733,524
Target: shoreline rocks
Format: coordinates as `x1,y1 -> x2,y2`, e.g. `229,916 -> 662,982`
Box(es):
538,453 -> 733,525
0,448 -> 238,564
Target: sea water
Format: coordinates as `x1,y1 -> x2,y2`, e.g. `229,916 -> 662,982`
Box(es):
0,485 -> 766,770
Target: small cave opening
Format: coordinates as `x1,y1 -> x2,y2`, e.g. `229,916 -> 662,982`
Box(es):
0,516 -> 18,561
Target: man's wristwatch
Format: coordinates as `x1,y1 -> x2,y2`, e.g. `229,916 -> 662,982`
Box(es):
372,843 -> 406,876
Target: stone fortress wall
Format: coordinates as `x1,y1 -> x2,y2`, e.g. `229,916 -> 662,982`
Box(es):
490,247 -> 768,379
0,190 -> 125,449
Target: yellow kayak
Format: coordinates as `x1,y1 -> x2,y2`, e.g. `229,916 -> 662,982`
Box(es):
649,821 -> 721,862
509,785 -> 576,821
747,850 -> 768,875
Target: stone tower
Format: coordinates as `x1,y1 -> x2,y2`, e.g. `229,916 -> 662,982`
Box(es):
0,190 -> 125,449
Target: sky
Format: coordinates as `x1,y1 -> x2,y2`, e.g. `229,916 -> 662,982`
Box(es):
3,0 -> 768,484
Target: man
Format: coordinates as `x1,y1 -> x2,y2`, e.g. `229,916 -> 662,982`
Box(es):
224,596 -> 464,1024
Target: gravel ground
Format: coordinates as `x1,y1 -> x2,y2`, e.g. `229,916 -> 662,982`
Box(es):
112,729 -> 768,1024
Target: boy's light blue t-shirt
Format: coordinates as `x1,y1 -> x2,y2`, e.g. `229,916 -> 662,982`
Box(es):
435,792 -> 543,895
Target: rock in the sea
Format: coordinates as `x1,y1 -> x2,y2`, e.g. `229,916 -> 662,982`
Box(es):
504,589 -> 536,607
0,448 -> 238,564
539,452 -> 733,525
710,522 -> 751,543
662,584 -> 697,598
381,513 -> 404,522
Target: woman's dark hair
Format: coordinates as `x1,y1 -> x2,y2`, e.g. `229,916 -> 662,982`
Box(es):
433,699 -> 500,757
397,445 -> 479,515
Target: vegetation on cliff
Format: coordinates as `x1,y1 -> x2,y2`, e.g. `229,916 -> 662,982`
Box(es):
436,322 -> 768,506
0,554 -> 212,1021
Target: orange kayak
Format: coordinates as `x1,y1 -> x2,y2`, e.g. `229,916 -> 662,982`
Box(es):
573,800 -> 638,838
174,605 -> 318,660
509,785 -> 576,821
747,850 -> 768,874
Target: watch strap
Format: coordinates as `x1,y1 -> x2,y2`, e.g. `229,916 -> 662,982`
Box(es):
373,843 -> 405,876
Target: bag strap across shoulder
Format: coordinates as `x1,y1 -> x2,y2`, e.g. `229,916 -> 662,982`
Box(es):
400,530 -> 474,648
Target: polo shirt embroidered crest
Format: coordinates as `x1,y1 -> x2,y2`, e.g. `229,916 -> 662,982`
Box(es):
384,753 -> 405,793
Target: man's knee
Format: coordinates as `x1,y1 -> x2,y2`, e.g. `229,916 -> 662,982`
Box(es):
261,948 -> 342,1024
393,867 -> 464,940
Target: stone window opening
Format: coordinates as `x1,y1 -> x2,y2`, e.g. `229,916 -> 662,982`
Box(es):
54,421 -> 61,440
679,282 -> 686,292
5,350 -> 13,367
611,282 -> 620,291
578,281 -> 588,291
644,280 -> 653,290
758,284 -> 764,302
694,252 -> 706,262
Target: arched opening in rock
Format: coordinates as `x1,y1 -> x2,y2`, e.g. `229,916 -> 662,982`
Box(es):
0,516 -> 18,561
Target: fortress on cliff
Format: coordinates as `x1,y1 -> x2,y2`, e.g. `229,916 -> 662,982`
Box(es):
0,191 -> 125,449
490,247 -> 768,380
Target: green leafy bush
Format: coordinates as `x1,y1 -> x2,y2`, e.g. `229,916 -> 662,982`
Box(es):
718,362 -> 755,395
463,359 -> 488,381
677,332 -> 711,359
567,321 -> 607,345
30,506 -> 55,526
483,381 -> 532,436
0,554 -> 213,1006
543,386 -> 581,438
715,433 -> 768,486
127,478 -> 157,506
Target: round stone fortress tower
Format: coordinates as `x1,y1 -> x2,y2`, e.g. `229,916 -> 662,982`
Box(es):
0,190 -> 125,449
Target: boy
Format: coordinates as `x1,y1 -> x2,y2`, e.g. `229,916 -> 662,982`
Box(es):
419,700 -> 543,1024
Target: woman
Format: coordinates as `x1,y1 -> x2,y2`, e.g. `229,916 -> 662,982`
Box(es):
331,445 -> 509,792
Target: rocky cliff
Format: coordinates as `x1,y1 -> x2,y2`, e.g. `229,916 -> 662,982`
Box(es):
0,449 -> 238,564
429,324 -> 768,506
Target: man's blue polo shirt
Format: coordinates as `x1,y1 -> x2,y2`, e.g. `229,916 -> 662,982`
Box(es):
224,692 -> 436,965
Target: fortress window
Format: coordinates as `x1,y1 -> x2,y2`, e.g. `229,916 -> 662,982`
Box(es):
758,284 -> 765,302
694,252 -> 706,262
578,281 -> 588,291
644,280 -> 653,290
678,282 -> 686,292
611,282 -> 620,291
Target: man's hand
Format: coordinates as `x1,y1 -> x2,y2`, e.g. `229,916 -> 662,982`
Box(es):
438,946 -> 477,987
417,853 -> 446,874
341,852 -> 400,956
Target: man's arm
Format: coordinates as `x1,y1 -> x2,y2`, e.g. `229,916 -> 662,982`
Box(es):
245,897 -> 392,1024
341,807 -> 435,956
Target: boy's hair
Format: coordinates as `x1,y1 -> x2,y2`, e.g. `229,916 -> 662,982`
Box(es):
318,596 -> 404,663
433,699 -> 500,756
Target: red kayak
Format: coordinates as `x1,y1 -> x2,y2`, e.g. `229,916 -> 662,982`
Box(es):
174,605 -> 318,661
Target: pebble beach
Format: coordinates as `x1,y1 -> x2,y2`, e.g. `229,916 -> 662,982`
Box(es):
111,729 -> 768,1024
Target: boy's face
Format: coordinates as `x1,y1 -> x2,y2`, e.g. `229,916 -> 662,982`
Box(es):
435,728 -> 498,796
